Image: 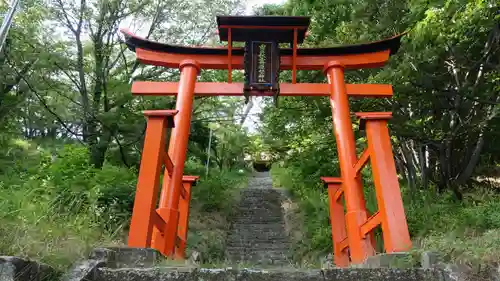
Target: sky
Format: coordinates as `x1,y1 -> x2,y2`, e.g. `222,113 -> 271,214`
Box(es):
241,0 -> 287,133
244,0 -> 286,14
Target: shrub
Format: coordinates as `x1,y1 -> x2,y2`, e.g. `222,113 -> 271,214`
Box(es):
191,169 -> 247,213
272,159 -> 500,266
0,141 -> 250,268
0,144 -> 133,269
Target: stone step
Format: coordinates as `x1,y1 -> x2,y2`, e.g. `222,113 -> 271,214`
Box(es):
231,222 -> 286,227
234,212 -> 283,216
235,215 -> 282,218
233,212 -> 284,217
229,228 -> 286,232
232,216 -> 284,221
226,177 -> 290,264
227,247 -> 288,255
239,196 -> 281,199
227,238 -> 289,243
226,254 -> 290,263
226,249 -> 289,255
227,235 -> 288,242
227,235 -> 288,240
226,247 -> 289,253
227,240 -> 289,246
229,231 -> 285,236
229,228 -> 287,231
96,268 -> 447,281
235,210 -> 283,214
237,207 -> 282,210
240,193 -> 281,196
237,201 -> 282,205
237,203 -> 281,207
242,187 -> 279,190
227,236 -> 288,241
240,193 -> 281,197
242,188 -> 278,191
235,215 -> 283,219
237,207 -> 281,211
238,198 -> 281,201
226,258 -> 290,265
230,224 -> 286,227
238,200 -> 282,204
226,240 -> 290,246
239,199 -> 280,202
227,239 -> 289,243
227,258 -> 290,264
232,219 -> 285,224
228,230 -> 287,235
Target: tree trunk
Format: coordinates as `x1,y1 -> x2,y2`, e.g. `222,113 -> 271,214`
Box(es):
90,128 -> 113,169
455,130 -> 485,186
419,144 -> 429,190
401,141 -> 417,197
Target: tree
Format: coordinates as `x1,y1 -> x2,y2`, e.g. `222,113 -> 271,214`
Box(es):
7,0 -> 243,168
258,0 -> 500,199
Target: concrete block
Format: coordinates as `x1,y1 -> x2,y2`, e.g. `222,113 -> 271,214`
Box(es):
94,267 -> 447,281
324,268 -> 446,281
62,247 -> 163,281
0,256 -> 57,281
99,247 -> 163,268
357,253 -> 415,269
420,251 -> 440,269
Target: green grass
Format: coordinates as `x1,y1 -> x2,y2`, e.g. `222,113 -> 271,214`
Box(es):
0,142 -> 130,269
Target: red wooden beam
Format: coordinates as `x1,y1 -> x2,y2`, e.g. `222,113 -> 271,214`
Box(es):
219,25 -> 308,30
163,154 -> 174,176
136,48 -> 391,71
132,82 -> 393,98
355,112 -> 393,130
353,148 -> 371,175
320,177 -> 343,184
338,237 -> 349,251
151,210 -> 166,231
360,211 -> 381,238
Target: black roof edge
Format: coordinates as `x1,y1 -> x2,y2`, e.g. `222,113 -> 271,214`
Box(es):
121,29 -> 405,57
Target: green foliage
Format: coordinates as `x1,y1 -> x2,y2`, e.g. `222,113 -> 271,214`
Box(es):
192,169 -> 248,213
405,188 -> 500,237
46,145 -> 137,229
260,0 -> 499,199
0,0 -> 254,268
273,157 -> 500,265
0,142 -> 127,269
0,140 -> 249,268
257,0 -> 500,266
1,0 -> 498,270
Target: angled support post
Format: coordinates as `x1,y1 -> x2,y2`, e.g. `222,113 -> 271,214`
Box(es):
320,177 -> 349,267
324,61 -> 375,263
154,60 -> 200,257
175,175 -> 199,259
128,110 -> 177,248
356,112 -> 412,253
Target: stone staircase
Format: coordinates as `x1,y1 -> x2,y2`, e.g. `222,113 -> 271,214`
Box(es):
225,172 -> 290,266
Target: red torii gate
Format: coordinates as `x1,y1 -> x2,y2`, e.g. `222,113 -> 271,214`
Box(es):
122,15 -> 411,266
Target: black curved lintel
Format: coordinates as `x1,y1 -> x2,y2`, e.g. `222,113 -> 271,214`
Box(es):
121,29 -> 404,57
